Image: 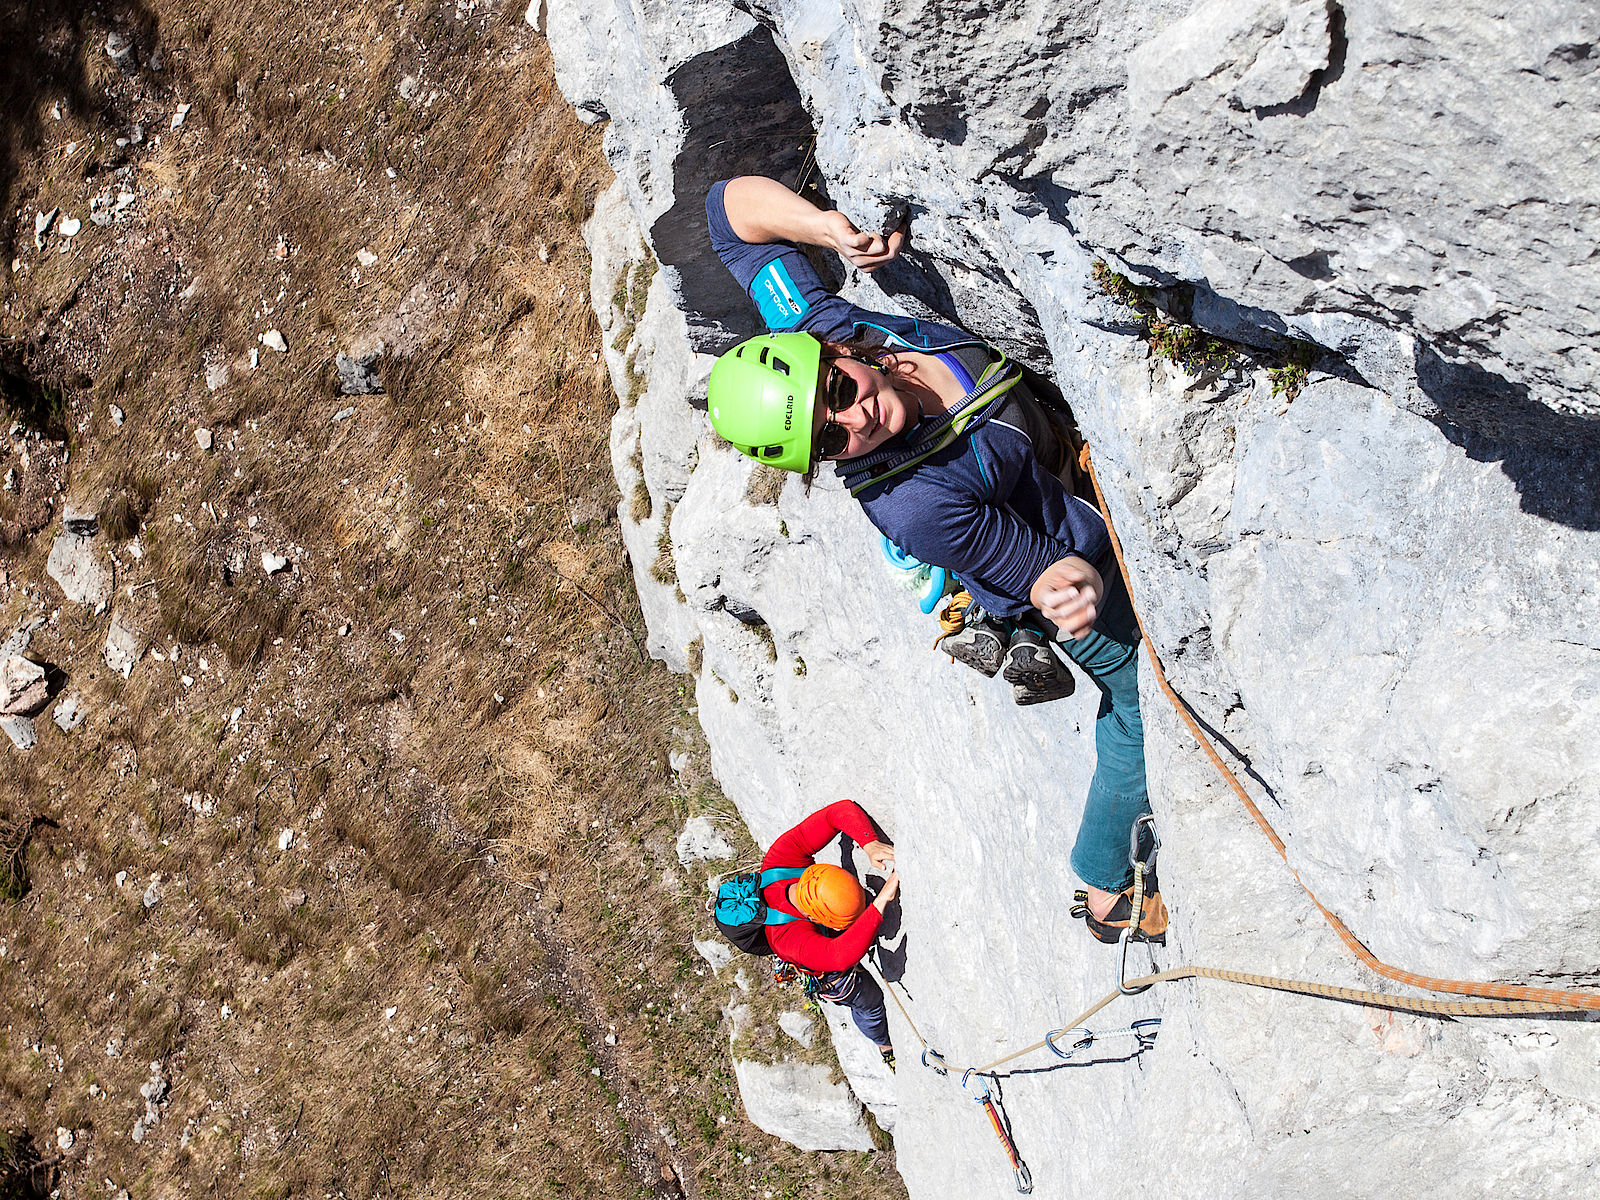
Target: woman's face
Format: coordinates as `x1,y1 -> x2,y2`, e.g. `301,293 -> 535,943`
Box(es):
813,355 -> 919,461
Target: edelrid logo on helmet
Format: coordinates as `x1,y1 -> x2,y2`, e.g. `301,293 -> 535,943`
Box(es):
783,394 -> 794,431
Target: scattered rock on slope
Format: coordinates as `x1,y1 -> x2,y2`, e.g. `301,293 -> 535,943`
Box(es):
0,656 -> 48,716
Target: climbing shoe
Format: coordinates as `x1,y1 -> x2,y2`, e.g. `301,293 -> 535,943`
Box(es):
1071,883 -> 1169,945
935,594 -> 1006,677
1004,628 -> 1075,705
880,1047 -> 896,1070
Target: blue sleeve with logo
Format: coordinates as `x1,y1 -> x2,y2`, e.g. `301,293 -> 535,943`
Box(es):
706,179 -> 864,344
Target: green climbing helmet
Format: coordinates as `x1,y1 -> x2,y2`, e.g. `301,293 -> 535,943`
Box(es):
706,333 -> 822,473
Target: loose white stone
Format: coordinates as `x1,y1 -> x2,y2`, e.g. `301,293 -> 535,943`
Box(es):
104,614 -> 142,678
170,103 -> 191,130
676,815 -> 734,866
52,694 -> 85,732
261,552 -> 289,575
47,534 -> 110,605
777,1010 -> 816,1049
195,427 -> 213,451
278,828 -> 294,850
260,330 -> 288,353
692,938 -> 733,973
0,715 -> 36,751
34,208 -> 57,249
59,217 -> 82,238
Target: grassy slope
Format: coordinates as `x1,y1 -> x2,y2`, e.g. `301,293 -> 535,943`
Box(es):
0,3 -> 905,1198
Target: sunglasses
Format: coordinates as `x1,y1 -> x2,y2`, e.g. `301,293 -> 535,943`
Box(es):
815,359 -> 862,461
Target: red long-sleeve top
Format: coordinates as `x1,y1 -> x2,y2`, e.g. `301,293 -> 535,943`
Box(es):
761,800 -> 883,974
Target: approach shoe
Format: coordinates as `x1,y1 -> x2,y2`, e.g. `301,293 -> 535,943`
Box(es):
1070,881 -> 1169,945
880,1047 -> 896,1070
1004,628 -> 1075,704
939,613 -> 1006,677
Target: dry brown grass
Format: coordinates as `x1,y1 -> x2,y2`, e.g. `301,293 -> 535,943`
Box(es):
0,4 -> 906,1200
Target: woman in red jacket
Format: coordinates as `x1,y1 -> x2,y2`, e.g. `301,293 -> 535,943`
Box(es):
761,800 -> 901,1062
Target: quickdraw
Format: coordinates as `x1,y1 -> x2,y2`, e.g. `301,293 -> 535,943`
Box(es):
1045,1019 -> 1161,1064
962,1070 -> 1033,1195
1119,814 -> 1160,996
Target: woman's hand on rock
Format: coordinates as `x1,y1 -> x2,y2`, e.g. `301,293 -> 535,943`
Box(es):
816,209 -> 905,273
873,870 -> 901,910
1030,555 -> 1103,641
862,839 -> 896,871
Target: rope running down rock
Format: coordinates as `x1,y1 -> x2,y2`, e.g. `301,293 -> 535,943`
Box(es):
1081,445 -> 1597,1015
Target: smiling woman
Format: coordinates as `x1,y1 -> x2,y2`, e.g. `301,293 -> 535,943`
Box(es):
703,175 -> 1168,942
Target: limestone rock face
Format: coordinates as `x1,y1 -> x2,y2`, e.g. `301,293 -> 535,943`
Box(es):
562,3 -> 1600,1196
730,1058 -> 875,1151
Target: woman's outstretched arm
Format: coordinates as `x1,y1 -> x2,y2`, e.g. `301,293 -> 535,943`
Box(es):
722,175 -> 905,273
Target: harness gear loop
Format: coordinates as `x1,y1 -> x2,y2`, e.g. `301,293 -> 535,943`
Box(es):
962,1070 -> 1033,1195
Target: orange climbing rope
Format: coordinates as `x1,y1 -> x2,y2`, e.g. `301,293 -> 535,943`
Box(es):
1080,445 -> 1599,1013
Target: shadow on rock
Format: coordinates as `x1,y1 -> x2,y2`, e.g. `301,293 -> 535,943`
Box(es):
1417,344 -> 1600,531
654,24 -> 816,355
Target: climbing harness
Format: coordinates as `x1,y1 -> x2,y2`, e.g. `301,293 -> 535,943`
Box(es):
881,536 -> 949,614
963,1070 -> 1033,1195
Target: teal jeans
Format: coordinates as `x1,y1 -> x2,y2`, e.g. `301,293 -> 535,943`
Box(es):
1045,565 -> 1153,893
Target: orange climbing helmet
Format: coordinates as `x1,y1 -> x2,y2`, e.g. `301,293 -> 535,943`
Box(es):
794,863 -> 866,930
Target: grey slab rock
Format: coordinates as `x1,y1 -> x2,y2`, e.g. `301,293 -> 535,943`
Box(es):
0,617 -> 45,658
693,937 -> 734,973
1,715 -> 37,751
336,347 -> 385,394
675,814 -> 735,865
0,656 -> 48,717
817,992 -> 897,1133
553,0 -> 1600,1192
103,614 -> 143,679
53,694 -> 85,732
47,533 -> 111,605
730,1058 -> 874,1152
